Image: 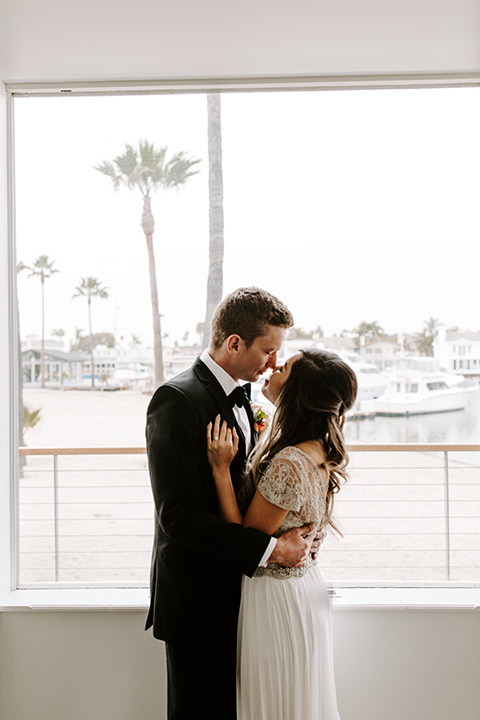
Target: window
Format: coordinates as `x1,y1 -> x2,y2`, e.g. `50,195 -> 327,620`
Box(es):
426,381 -> 448,391
11,85 -> 480,588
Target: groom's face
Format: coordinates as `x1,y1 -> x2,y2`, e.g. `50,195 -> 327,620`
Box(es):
233,324 -> 286,383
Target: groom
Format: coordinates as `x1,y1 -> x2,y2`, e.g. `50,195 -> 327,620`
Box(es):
146,287 -> 317,720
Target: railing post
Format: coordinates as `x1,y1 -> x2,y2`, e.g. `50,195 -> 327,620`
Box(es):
53,453 -> 60,582
444,450 -> 451,581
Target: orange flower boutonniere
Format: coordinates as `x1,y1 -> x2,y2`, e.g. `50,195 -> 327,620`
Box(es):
251,403 -> 270,434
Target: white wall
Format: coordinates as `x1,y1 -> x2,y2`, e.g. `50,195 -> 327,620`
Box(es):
0,612 -> 167,720
1,0 -> 480,83
1,609 -> 479,720
1,2 -> 479,719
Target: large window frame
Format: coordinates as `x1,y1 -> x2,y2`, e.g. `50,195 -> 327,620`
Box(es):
2,74 -> 480,610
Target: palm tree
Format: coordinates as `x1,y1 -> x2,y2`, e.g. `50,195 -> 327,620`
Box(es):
23,406 -> 42,432
352,320 -> 384,348
95,141 -> 201,387
424,317 -> 442,339
202,95 -> 224,349
414,317 -> 443,356
414,329 -> 434,356
21,255 -> 59,388
72,277 -> 109,389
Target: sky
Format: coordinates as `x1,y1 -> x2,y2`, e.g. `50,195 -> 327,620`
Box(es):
13,86 -> 480,351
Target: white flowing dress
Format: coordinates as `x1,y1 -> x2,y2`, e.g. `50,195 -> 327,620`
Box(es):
237,446 -> 341,720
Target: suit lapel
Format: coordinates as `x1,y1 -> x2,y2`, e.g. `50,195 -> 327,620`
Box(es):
192,358 -> 249,461
245,401 -> 258,450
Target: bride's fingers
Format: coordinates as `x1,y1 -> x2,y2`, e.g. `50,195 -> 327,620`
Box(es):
232,427 -> 239,454
220,419 -> 230,442
213,414 -> 221,440
220,425 -> 237,453
207,417 -> 238,453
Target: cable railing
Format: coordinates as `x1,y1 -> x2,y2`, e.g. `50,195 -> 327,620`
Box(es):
17,444 -> 480,587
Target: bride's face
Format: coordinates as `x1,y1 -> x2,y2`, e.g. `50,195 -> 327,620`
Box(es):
262,353 -> 302,404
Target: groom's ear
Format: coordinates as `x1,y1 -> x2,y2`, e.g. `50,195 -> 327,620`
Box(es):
225,334 -> 243,356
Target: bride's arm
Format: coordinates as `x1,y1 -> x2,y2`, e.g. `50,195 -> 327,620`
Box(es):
243,491 -> 288,535
244,465 -> 316,566
207,416 -> 290,532
207,421 -> 315,566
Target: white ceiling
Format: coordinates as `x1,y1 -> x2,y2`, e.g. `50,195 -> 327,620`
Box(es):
1,0 -> 479,84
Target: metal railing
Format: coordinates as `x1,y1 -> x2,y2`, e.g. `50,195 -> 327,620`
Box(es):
17,444 -> 480,586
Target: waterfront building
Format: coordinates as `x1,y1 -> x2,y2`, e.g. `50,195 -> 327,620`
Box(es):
22,348 -> 88,386
358,337 -> 402,370
434,330 -> 480,378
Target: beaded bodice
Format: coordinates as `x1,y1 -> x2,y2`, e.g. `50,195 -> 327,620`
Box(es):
253,446 -> 327,579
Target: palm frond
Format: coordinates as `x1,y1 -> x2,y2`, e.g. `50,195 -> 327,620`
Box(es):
115,145 -> 139,179
23,405 -> 42,431
93,161 -> 123,190
164,152 -> 201,188
73,276 -> 109,300
139,140 -> 166,169
26,255 -> 59,279
96,141 -> 201,196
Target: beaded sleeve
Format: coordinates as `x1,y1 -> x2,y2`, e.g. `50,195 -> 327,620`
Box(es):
253,446 -> 327,579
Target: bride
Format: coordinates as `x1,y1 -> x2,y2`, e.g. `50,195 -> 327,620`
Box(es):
207,348 -> 358,720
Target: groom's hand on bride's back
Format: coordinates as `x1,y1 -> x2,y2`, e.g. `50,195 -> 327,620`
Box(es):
267,523 -> 316,568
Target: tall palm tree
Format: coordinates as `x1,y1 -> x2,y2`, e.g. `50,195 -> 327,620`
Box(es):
202,94 -> 224,349
94,141 -> 201,387
21,255 -> 59,388
72,277 -> 109,389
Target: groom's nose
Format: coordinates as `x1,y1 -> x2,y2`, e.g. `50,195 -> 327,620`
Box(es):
266,352 -> 278,369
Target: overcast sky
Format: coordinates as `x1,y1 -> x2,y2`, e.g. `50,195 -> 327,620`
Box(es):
13,86 -> 480,350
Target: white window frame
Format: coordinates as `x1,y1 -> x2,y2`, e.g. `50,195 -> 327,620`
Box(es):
2,74 -> 480,611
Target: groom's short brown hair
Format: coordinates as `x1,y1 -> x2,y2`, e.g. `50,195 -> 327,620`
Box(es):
210,287 -> 294,350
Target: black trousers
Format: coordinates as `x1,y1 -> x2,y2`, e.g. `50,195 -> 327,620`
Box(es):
165,638 -> 237,720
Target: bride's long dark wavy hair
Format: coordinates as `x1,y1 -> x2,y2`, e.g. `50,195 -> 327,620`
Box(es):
240,349 -> 358,534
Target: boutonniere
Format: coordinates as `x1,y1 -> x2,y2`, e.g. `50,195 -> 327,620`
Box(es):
251,403 -> 270,434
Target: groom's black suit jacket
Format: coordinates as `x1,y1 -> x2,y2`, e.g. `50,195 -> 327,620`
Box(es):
145,358 -> 271,644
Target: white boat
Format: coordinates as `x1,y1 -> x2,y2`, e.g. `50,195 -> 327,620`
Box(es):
337,352 -> 390,409
363,357 -> 478,416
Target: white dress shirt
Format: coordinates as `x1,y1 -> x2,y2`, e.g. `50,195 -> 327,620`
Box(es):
200,349 -> 252,452
199,350 -> 276,566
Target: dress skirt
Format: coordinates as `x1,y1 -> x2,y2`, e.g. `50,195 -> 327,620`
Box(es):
236,564 -> 341,720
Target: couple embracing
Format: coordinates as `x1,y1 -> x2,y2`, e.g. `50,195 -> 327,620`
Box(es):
145,287 -> 357,720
